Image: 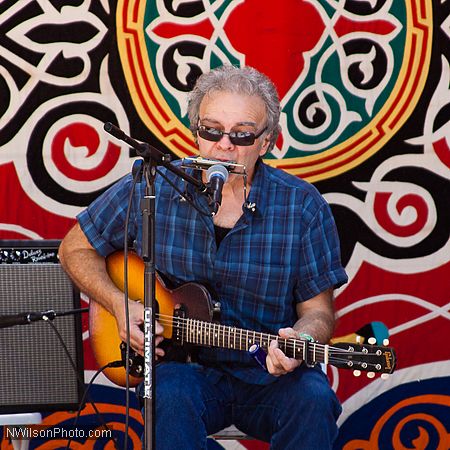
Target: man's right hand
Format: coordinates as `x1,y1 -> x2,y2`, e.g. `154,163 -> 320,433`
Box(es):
113,298 -> 165,359
59,223 -> 166,360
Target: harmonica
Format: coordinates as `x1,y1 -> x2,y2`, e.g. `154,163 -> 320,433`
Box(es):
181,157 -> 247,175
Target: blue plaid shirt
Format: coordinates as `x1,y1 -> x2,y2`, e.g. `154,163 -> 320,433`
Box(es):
78,159 -> 347,384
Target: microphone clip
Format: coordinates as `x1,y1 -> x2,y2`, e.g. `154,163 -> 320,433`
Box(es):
244,202 -> 257,213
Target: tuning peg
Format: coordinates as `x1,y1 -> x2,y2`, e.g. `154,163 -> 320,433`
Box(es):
381,374 -> 390,380
383,338 -> 390,346
367,372 -> 375,379
368,337 -> 376,345
353,370 -> 361,377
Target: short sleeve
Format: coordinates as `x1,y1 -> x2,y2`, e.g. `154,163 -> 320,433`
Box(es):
295,202 -> 348,301
77,175 -> 137,257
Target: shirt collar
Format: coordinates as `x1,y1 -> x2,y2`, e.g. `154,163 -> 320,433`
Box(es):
242,158 -> 269,218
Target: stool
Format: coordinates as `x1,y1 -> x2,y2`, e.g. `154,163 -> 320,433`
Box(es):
0,413 -> 42,450
211,424 -> 252,440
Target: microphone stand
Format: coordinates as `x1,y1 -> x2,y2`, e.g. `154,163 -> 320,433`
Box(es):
103,123 -> 207,450
0,308 -> 89,328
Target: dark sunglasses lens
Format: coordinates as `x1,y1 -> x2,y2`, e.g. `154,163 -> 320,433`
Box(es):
230,133 -> 255,146
198,127 -> 221,142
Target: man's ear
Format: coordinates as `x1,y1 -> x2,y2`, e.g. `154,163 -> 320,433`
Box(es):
259,133 -> 272,155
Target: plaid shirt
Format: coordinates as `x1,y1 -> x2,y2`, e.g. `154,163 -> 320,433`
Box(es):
78,159 -> 347,384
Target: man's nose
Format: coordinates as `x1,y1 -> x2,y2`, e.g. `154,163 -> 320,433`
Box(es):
217,133 -> 234,149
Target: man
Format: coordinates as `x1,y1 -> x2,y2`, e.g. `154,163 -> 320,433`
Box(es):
59,65 -> 348,449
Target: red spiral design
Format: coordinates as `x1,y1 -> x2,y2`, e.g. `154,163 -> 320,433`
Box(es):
51,122 -> 121,181
374,192 -> 429,237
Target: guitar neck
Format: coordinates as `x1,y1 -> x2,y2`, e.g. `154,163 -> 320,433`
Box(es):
179,317 -> 328,364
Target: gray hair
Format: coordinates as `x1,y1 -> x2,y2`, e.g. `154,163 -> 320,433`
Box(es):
187,65 -> 281,152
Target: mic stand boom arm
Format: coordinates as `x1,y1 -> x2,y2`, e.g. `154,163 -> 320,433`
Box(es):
104,122 -> 207,192
103,122 -> 207,450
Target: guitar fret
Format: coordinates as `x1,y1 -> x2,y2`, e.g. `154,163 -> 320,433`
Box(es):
187,319 -> 192,343
180,318 -> 185,345
262,333 -> 270,350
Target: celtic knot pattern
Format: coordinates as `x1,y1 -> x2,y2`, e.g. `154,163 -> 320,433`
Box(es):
0,1 -> 132,215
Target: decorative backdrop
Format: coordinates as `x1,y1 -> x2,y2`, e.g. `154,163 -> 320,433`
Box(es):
1,1 -> 449,449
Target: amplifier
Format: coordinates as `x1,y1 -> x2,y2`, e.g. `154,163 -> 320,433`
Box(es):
0,240 -> 84,413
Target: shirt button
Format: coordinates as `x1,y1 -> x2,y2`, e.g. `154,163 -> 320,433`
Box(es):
215,282 -> 222,289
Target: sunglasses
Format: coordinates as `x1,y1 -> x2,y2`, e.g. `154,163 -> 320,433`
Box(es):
197,125 -> 267,146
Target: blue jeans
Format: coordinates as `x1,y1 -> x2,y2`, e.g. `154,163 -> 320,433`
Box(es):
137,362 -> 341,450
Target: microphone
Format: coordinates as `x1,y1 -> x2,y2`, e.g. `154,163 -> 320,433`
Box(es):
207,164 -> 229,215
0,310 -> 56,329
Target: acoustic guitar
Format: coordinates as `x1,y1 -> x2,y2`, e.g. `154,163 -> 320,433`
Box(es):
89,251 -> 396,387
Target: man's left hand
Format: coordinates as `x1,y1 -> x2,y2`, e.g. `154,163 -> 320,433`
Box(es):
266,327 -> 302,376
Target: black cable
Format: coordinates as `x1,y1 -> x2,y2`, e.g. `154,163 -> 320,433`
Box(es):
43,319 -> 121,449
122,161 -> 144,450
155,167 -> 212,217
65,360 -> 124,449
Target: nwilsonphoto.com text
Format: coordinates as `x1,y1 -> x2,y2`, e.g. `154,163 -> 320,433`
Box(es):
6,425 -> 113,440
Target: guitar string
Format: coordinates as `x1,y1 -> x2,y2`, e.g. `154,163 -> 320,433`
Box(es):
145,318 -> 384,370
154,314 -> 390,370
158,314 -> 365,354
156,313 -> 370,353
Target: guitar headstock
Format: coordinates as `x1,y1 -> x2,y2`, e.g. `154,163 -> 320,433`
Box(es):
330,341 -> 396,378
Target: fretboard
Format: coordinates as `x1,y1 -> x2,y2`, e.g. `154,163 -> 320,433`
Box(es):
180,317 -> 328,364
